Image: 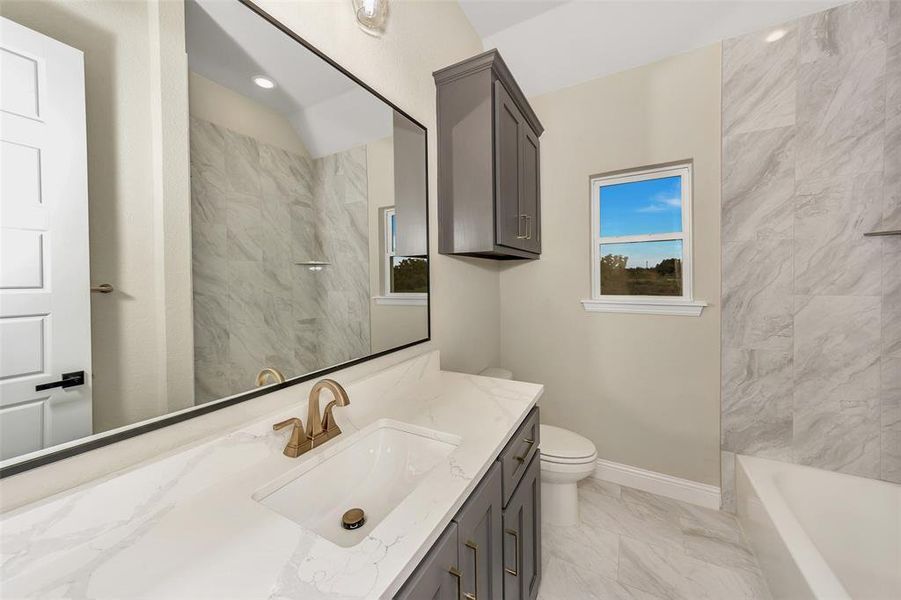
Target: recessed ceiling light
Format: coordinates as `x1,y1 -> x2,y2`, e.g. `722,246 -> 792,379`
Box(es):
765,28 -> 787,43
253,76 -> 275,89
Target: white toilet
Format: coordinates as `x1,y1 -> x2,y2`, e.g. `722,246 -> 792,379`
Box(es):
479,367 -> 598,527
539,424 -> 597,526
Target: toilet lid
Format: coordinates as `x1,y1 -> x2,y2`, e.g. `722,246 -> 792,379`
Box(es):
539,424 -> 596,461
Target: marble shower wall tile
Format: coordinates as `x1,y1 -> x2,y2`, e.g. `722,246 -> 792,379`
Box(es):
722,127 -> 796,241
721,0 -> 898,501
882,355 -> 901,482
799,0 -> 889,63
795,42 -> 886,181
885,3 -> 901,227
721,347 -> 792,458
722,23 -> 798,137
189,118 -> 371,403
721,240 -> 793,351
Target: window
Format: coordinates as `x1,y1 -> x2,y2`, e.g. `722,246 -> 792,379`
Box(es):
583,163 -> 706,316
377,207 -> 427,305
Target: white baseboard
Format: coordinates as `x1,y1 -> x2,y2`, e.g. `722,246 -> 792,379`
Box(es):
592,458 -> 721,510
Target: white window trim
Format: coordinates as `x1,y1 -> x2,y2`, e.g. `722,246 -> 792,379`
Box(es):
373,294 -> 427,306
376,207 -> 427,306
583,163 -> 706,317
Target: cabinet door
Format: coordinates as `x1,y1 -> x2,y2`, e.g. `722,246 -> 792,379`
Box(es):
455,463 -> 504,600
519,126 -> 540,254
395,523 -> 461,600
494,80 -> 527,252
503,453 -> 541,600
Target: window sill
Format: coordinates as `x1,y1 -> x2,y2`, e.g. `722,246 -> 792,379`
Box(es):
373,294 -> 427,306
581,298 -> 707,316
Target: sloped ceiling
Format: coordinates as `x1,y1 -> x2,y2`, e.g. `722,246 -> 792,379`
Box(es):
185,0 -> 392,158
458,0 -> 851,97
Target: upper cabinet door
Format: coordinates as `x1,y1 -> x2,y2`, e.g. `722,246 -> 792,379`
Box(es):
519,126 -> 541,254
494,81 -> 527,252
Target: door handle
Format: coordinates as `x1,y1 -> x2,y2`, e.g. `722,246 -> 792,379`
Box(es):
516,214 -> 528,239
525,215 -> 533,240
91,283 -> 114,294
35,371 -> 85,391
449,566 -> 463,600
504,528 -> 519,576
464,540 -> 479,600
514,437 -> 535,463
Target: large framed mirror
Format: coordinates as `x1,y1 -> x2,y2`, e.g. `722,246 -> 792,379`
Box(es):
0,0 -> 429,476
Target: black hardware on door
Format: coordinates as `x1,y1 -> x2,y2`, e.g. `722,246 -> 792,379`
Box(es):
35,371 -> 85,391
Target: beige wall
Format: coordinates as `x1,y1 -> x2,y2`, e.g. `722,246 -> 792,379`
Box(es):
366,136 -> 429,353
499,45 -> 723,486
0,0 -> 195,432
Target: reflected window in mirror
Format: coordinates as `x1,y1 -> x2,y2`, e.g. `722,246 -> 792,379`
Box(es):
383,208 -> 428,298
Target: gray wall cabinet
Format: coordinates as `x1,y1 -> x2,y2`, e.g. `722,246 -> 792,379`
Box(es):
434,50 -> 544,260
395,407 -> 541,600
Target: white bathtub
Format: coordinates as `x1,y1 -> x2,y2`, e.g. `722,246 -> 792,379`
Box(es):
736,455 -> 900,600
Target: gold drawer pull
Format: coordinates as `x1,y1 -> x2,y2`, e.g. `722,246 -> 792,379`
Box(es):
465,540 -> 479,599
514,437 -> 535,463
504,528 -> 519,576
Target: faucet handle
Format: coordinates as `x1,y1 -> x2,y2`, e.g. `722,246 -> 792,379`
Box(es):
272,417 -> 309,458
273,417 -> 303,432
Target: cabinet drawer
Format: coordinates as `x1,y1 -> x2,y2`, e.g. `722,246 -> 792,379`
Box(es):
498,406 -> 539,506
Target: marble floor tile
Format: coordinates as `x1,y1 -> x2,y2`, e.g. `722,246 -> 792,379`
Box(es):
681,529 -> 761,574
543,520 -> 619,581
618,537 -> 770,600
538,481 -> 770,600
579,482 -> 685,552
539,555 -> 662,600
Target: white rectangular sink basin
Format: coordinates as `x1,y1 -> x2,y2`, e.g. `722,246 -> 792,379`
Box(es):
254,419 -> 461,547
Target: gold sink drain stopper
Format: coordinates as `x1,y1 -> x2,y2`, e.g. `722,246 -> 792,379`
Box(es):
342,507 -> 365,530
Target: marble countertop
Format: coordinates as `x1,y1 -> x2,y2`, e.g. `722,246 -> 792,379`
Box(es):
0,351 -> 542,599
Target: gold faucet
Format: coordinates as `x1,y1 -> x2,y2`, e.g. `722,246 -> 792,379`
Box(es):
272,378 -> 351,458
256,367 -> 286,387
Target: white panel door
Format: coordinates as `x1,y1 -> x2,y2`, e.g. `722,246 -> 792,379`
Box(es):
0,16 -> 91,462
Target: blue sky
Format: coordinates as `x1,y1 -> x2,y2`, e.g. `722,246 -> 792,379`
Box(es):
599,175 -> 682,268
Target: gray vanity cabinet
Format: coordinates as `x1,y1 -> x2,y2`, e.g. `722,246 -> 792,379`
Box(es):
395,408 -> 541,600
434,49 -> 544,260
454,463 -> 504,600
503,452 -> 541,600
394,523 -> 461,600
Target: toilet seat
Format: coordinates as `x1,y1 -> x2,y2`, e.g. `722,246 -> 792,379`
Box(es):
539,425 -> 597,465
